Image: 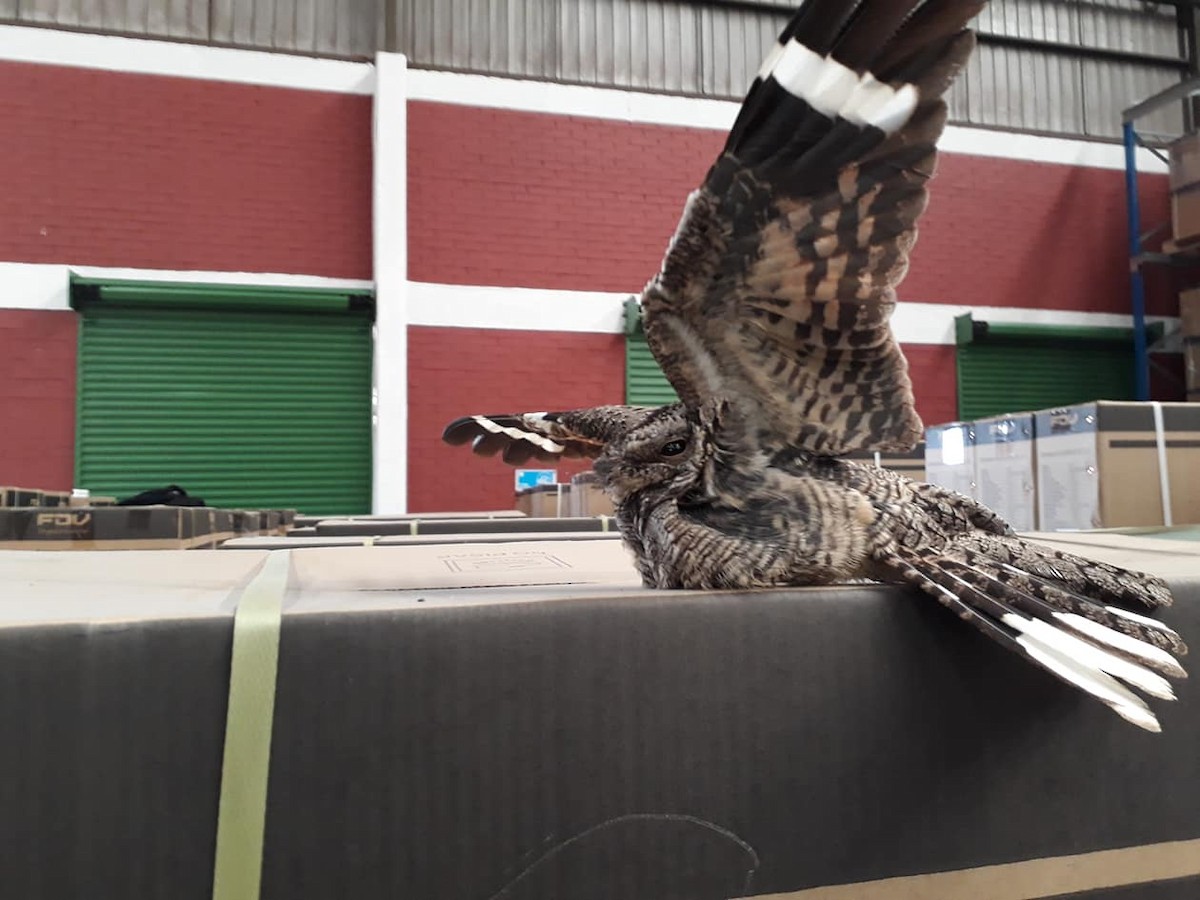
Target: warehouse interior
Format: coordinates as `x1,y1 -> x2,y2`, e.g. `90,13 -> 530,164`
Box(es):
2,2 -> 1200,898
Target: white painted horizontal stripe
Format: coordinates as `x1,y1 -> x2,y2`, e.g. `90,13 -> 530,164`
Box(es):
408,69 -> 1167,174
70,265 -> 374,292
0,268 -> 1178,347
0,263 -> 72,311
408,281 -> 627,333
406,281 -> 1175,345
0,262 -> 372,311
0,24 -> 374,94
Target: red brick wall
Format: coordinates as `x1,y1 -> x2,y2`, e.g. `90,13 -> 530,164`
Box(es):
408,101 -> 1171,314
0,310 -> 77,491
408,326 -> 626,513
0,61 -> 372,279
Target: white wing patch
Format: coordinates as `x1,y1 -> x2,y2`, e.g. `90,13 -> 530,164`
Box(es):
768,39 -> 919,135
471,415 -> 565,454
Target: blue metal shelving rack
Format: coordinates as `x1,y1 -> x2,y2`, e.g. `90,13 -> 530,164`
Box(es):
1122,77 -> 1200,400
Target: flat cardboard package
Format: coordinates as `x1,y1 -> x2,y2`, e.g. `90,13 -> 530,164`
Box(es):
313,515 -> 614,537
1035,401 -> 1200,531
974,413 -> 1037,532
924,422 -> 977,498
2,537 -> 1198,898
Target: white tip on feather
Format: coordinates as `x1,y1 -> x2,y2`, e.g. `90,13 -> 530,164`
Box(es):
1019,617 -> 1176,701
1105,605 -> 1179,634
1058,613 -> 1186,680
1018,633 -> 1161,733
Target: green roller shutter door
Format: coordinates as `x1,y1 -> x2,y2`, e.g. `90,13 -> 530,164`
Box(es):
954,315 -> 1152,421
626,332 -> 678,405
624,298 -> 677,406
956,341 -> 1136,421
76,294 -> 372,515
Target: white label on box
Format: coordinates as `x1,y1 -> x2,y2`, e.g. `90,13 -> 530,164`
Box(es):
924,424 -> 977,499
1035,415 -> 1100,531
975,416 -> 1037,532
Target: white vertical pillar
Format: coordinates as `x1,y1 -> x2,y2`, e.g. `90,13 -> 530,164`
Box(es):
371,51 -> 408,513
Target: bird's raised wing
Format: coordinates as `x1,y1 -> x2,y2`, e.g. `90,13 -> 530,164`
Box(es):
642,0 -> 983,455
442,406 -> 657,466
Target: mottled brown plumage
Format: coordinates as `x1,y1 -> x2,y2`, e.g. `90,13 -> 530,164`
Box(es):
442,0 -> 1187,730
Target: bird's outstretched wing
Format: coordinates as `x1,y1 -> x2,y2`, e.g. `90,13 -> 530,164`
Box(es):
642,0 -> 983,455
442,406 -> 657,466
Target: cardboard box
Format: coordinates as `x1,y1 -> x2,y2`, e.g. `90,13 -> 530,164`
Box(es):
0,487 -> 43,508
313,516 -> 614,537
924,422 -> 978,498
567,472 -> 615,517
1186,338 -> 1200,396
294,511 -> 528,528
516,483 -> 569,518
1169,132 -> 1200,192
1173,186 -> 1200,245
974,413 -> 1038,532
1035,401 -> 1200,531
845,442 -> 927,483
0,506 -> 224,550
1180,289 -> 1200,338
219,531 -> 624,550
69,494 -> 118,508
1,539 -> 1197,898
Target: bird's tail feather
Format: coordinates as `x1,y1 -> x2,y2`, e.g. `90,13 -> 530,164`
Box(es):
959,532 -> 1177,616
881,541 -> 1187,733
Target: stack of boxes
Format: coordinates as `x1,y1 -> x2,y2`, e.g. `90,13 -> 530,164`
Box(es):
1168,133 -> 1200,250
514,472 -> 615,518
0,485 -> 295,549
925,401 -> 1200,532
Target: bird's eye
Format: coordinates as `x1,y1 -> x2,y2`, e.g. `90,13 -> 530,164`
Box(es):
660,439 -> 688,457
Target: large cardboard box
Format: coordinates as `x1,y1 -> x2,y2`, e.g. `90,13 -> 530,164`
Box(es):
1,539 -> 1198,898
0,506 -> 230,550
1035,401 -> 1200,531
974,413 -> 1038,532
924,422 -> 978,498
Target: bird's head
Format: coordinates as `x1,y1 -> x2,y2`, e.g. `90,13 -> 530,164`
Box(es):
592,399 -> 732,503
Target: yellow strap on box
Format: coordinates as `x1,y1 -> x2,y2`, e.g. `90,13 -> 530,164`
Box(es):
212,550 -> 291,900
